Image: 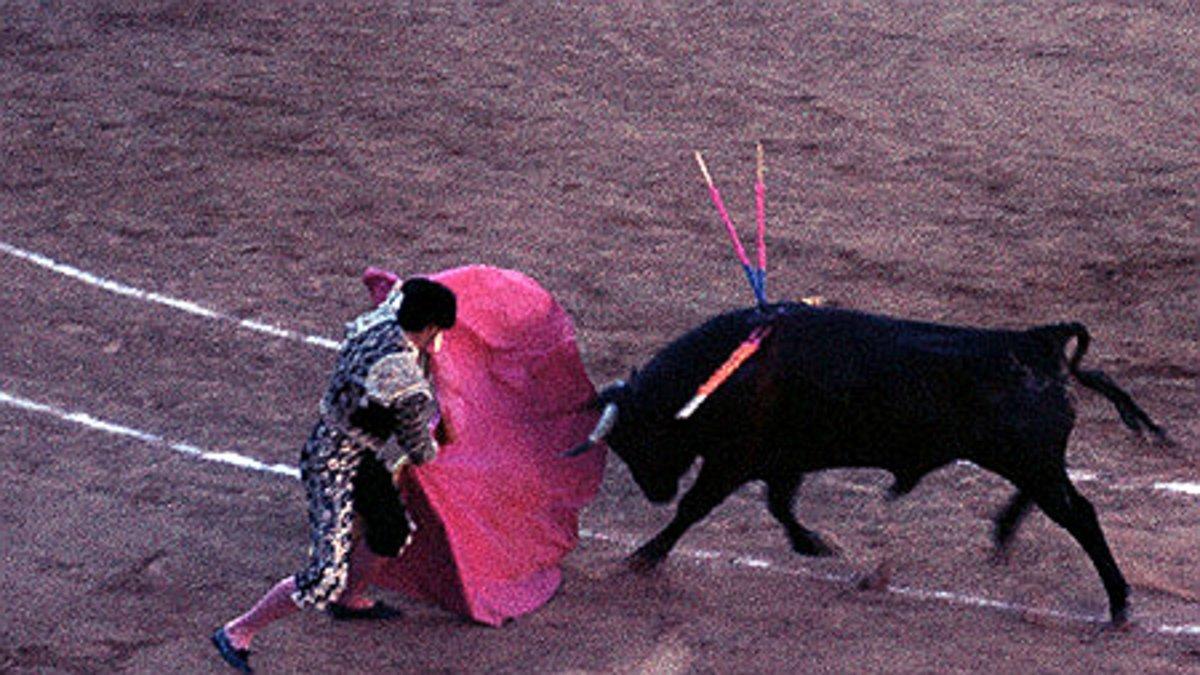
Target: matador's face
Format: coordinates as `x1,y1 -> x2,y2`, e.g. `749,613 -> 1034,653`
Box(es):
407,326 -> 444,354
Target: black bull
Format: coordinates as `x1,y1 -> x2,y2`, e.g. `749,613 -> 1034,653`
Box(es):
567,303 -> 1166,625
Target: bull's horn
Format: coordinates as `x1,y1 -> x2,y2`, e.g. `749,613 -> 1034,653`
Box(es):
562,401 -> 619,457
591,401 -> 619,441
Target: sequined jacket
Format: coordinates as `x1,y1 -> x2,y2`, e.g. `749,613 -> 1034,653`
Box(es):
318,289 -> 439,470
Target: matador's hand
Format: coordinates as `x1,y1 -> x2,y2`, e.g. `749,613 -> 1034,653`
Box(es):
391,455 -> 409,488
434,417 -> 455,446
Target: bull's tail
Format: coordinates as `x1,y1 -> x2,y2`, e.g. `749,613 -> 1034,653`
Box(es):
1052,322 -> 1169,441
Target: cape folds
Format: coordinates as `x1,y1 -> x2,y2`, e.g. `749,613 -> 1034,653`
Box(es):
363,264 -> 605,626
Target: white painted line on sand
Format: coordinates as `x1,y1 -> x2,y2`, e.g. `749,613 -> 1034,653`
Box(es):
0,240 -> 341,351
3,387 -> 1199,638
579,526 -> 1200,637
0,390 -> 299,479
1155,482 -> 1200,496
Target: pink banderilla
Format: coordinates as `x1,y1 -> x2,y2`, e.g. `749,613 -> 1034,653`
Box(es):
694,145 -> 769,305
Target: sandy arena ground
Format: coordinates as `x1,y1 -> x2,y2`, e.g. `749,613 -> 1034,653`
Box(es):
2,1 -> 1198,672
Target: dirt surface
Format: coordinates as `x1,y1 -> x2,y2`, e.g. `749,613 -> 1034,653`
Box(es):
2,1 -> 1198,672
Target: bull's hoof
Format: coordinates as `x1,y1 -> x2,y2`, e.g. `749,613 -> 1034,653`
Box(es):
628,548 -> 666,573
855,560 -> 892,592
793,532 -> 839,557
1109,606 -> 1130,631
1083,614 -> 1132,643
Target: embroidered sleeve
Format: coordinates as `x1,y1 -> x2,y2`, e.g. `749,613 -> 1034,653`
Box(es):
389,390 -> 439,468
364,352 -> 430,407
362,352 -> 439,469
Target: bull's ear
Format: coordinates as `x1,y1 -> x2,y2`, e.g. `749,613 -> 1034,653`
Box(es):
580,380 -> 620,411
597,379 -> 629,405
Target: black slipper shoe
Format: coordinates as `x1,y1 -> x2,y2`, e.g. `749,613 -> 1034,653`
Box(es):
326,601 -> 403,621
211,627 -> 253,673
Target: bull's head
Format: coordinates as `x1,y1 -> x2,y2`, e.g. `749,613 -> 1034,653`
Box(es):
564,378 -> 691,504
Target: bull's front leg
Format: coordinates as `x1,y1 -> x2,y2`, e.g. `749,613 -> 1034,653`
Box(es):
766,472 -> 837,557
630,460 -> 748,571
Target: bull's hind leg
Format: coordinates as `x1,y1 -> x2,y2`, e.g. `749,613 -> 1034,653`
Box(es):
630,460 -> 748,571
991,490 -> 1033,560
766,472 -> 836,556
1023,474 -> 1130,626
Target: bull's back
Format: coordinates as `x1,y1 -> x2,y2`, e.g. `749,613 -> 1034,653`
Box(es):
645,304 -> 1073,469
779,308 -> 1074,462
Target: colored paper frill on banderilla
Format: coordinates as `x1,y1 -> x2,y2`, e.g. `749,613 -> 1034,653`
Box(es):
362,264 -> 605,626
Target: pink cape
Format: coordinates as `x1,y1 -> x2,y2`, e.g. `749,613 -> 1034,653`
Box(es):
364,265 -> 605,626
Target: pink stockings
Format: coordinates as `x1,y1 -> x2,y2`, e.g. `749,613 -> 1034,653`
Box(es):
223,540 -> 387,651
222,576 -> 299,650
